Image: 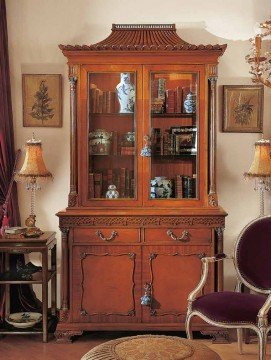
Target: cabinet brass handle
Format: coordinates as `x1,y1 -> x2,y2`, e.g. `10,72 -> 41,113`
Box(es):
95,230 -> 118,242
166,229 -> 190,242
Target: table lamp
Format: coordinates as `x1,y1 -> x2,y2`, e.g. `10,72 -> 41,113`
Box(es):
244,138 -> 271,217
15,134 -> 52,237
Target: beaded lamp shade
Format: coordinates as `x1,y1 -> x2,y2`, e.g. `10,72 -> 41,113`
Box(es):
244,139 -> 271,216
16,136 -> 52,180
244,139 -> 271,178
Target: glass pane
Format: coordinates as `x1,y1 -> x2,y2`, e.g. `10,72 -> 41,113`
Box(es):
150,72 -> 198,200
88,72 -> 136,200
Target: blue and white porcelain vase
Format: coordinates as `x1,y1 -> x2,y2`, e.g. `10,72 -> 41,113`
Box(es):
183,91 -> 196,113
106,185 -> 119,199
150,176 -> 173,198
116,73 -> 135,113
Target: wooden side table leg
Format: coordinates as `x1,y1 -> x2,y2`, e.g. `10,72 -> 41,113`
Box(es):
4,253 -> 10,319
42,249 -> 48,342
51,244 -> 57,316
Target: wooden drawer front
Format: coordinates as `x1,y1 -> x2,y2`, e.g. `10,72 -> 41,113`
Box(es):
144,228 -> 211,244
74,228 -> 140,244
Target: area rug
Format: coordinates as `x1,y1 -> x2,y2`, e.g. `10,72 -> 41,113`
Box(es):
81,334 -> 221,360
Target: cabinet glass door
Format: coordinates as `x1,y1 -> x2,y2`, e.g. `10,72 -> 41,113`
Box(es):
143,66 -> 206,206
83,67 -> 143,206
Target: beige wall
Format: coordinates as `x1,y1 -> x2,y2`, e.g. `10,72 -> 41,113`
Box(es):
6,0 -> 271,300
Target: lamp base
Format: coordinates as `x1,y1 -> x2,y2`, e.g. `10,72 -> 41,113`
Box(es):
24,214 -> 43,238
24,227 -> 43,238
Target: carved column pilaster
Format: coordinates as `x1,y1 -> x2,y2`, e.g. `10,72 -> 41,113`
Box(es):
215,226 -> 225,291
68,65 -> 78,207
59,227 -> 70,319
208,66 -> 218,207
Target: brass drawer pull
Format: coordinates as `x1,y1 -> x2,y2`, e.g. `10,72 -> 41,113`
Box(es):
166,229 -> 190,242
95,230 -> 118,242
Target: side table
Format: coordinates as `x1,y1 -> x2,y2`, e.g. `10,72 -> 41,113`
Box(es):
0,231 -> 57,342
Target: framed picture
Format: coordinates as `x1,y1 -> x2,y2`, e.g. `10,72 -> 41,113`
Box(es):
22,74 -> 62,127
170,126 -> 197,154
223,85 -> 264,133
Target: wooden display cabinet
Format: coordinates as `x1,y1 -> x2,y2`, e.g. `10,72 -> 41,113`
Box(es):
56,24 -> 227,343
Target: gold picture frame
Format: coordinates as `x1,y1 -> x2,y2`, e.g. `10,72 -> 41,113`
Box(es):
22,74 -> 62,127
223,85 -> 264,133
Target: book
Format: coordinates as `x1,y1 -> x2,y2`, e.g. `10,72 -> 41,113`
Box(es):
106,91 -> 116,113
165,89 -> 176,113
176,86 -> 183,113
113,169 -> 120,194
175,175 -> 183,198
151,128 -> 162,154
97,90 -> 103,113
120,168 -> 126,198
182,176 -> 196,198
88,173 -> 94,198
130,178 -> 135,198
125,169 -> 131,198
5,227 -> 26,234
89,83 -> 97,113
107,169 -> 113,186
102,173 -> 108,197
163,131 -> 175,155
94,173 -> 102,198
102,91 -> 107,113
151,79 -> 159,101
112,131 -> 118,155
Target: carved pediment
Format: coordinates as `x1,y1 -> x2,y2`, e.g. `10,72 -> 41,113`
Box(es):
59,24 -> 227,53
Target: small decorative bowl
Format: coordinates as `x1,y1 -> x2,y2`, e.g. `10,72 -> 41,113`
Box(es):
5,312 -> 42,328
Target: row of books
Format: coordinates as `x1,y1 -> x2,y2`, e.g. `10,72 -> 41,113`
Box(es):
175,175 -> 196,198
152,127 -> 197,155
89,168 -> 135,198
151,78 -> 196,114
89,83 -> 119,114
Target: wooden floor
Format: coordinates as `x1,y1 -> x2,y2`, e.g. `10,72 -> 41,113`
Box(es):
0,331 -> 270,359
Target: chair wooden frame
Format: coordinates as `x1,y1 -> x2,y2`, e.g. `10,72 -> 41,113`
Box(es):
186,215 -> 271,360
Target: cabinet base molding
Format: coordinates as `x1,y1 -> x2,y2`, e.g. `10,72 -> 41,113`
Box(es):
55,330 -> 83,343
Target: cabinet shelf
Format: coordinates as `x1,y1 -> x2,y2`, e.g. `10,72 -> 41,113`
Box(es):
151,113 -> 196,118
90,154 -> 135,158
0,270 -> 56,285
153,153 -> 197,158
0,314 -> 57,335
89,112 -> 134,117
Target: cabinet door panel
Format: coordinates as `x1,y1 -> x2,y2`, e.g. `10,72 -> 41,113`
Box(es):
142,245 -> 214,323
79,64 -> 143,207
142,64 -> 208,207
72,245 -> 141,323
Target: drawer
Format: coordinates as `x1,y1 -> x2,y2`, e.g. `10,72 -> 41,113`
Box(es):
144,228 -> 211,244
73,228 -> 140,244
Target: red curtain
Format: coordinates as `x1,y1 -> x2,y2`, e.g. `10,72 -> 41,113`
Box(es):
0,0 -> 40,319
0,0 -> 20,226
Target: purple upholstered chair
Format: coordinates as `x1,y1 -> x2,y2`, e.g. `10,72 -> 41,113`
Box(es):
186,215 -> 271,360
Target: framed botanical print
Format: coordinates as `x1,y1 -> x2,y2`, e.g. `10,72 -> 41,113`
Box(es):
223,85 -> 264,133
22,74 -> 62,127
